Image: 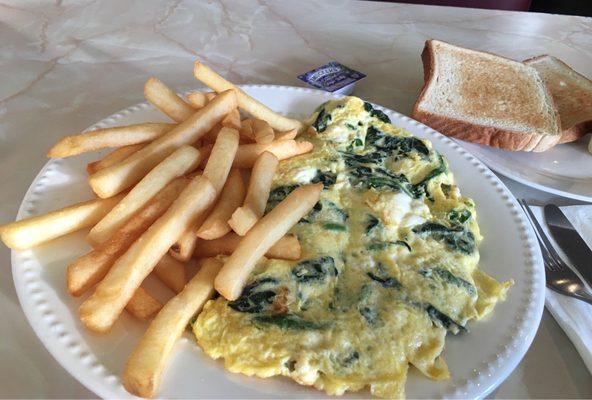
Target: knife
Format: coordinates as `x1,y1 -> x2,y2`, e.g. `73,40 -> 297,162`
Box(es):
544,204 -> 592,287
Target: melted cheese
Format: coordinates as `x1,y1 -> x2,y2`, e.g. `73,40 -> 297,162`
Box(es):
193,97 -> 513,398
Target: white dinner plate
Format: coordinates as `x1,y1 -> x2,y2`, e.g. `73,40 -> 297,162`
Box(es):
459,138 -> 592,202
12,85 -> 544,399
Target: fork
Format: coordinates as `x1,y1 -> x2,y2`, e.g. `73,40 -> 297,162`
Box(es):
518,199 -> 592,306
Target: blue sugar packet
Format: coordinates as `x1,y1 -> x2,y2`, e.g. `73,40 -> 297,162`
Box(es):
298,61 -> 365,95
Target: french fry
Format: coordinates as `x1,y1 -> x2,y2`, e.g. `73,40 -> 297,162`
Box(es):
48,123 -> 174,158
205,92 -> 216,101
252,119 -> 275,144
123,258 -> 222,398
194,233 -> 300,260
126,287 -> 162,321
169,209 -> 210,262
202,127 -> 240,194
89,90 -> 237,198
233,139 -> 313,168
239,118 -> 255,142
79,176 -> 216,333
88,146 -> 206,245
0,194 -> 124,250
226,207 -> 258,237
144,77 -> 195,122
201,124 -> 222,144
228,151 -> 278,235
153,254 -> 187,293
169,128 -> 239,259
87,144 -> 145,175
197,169 -> 245,240
194,61 -> 304,132
67,179 -> 188,296
275,128 -> 298,141
186,91 -> 208,109
215,183 -> 323,300
221,109 -> 241,130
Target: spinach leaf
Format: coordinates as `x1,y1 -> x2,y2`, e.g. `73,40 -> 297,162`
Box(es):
449,209 -> 472,224
367,272 -> 402,289
323,222 -> 347,231
426,305 -> 465,333
366,215 -> 380,233
411,155 -> 447,198
363,101 -> 391,123
228,278 -> 279,313
253,314 -> 328,330
313,108 -> 332,133
359,306 -> 379,325
366,126 -> 429,159
367,240 -> 411,252
343,152 -> 416,197
292,256 -> 336,283
419,267 -> 476,295
412,222 -> 475,254
311,170 -> 336,188
342,351 -> 360,365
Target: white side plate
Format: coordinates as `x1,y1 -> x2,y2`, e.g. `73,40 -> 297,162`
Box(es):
460,138 -> 592,202
12,85 -> 544,399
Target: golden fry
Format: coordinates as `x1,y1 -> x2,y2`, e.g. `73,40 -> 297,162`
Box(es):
202,127 -> 240,194
233,139 -> 313,168
88,90 -> 237,198
144,77 -> 195,122
169,209 -> 210,262
274,128 -> 298,141
88,146 -> 205,245
153,254 -> 187,293
221,109 -> 241,130
87,144 -> 145,175
67,179 -> 188,296
123,258 -> 222,398
239,118 -> 256,142
194,233 -> 300,260
48,123 -> 174,158
228,151 -> 278,235
126,287 -> 162,321
197,169 -> 245,240
0,194 -> 124,250
186,91 -> 208,109
79,176 -> 217,333
252,119 -> 275,144
194,61 -> 304,132
215,183 -> 323,300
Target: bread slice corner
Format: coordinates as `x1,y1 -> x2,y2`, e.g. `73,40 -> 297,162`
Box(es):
525,55 -> 592,144
412,40 -> 562,152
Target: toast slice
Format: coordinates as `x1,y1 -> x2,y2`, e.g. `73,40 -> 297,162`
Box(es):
524,55 -> 592,144
412,40 -> 562,152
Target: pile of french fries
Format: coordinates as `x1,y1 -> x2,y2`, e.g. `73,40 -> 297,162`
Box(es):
0,61 -> 324,398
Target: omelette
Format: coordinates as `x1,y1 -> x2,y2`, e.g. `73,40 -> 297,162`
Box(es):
193,97 -> 513,398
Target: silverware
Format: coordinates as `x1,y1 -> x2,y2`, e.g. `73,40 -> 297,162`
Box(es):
544,204 -> 592,287
518,199 -> 592,306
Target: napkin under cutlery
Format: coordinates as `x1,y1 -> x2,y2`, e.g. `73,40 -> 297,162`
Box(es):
530,205 -> 592,374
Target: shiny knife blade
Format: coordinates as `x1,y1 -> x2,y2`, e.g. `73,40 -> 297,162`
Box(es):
544,204 -> 592,286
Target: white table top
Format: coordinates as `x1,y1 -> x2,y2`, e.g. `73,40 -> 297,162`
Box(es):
1,0 -> 591,398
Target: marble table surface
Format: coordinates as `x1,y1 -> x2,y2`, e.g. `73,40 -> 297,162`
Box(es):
1,0 -> 591,398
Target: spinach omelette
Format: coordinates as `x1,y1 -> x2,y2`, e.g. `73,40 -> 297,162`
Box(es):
193,97 -> 513,398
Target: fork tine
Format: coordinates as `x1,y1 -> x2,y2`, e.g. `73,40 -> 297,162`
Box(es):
518,200 -> 552,254
518,199 -> 571,271
517,200 -> 558,272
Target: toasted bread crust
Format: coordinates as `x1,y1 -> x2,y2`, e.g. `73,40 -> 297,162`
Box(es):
413,40 -> 562,152
525,55 -> 592,143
